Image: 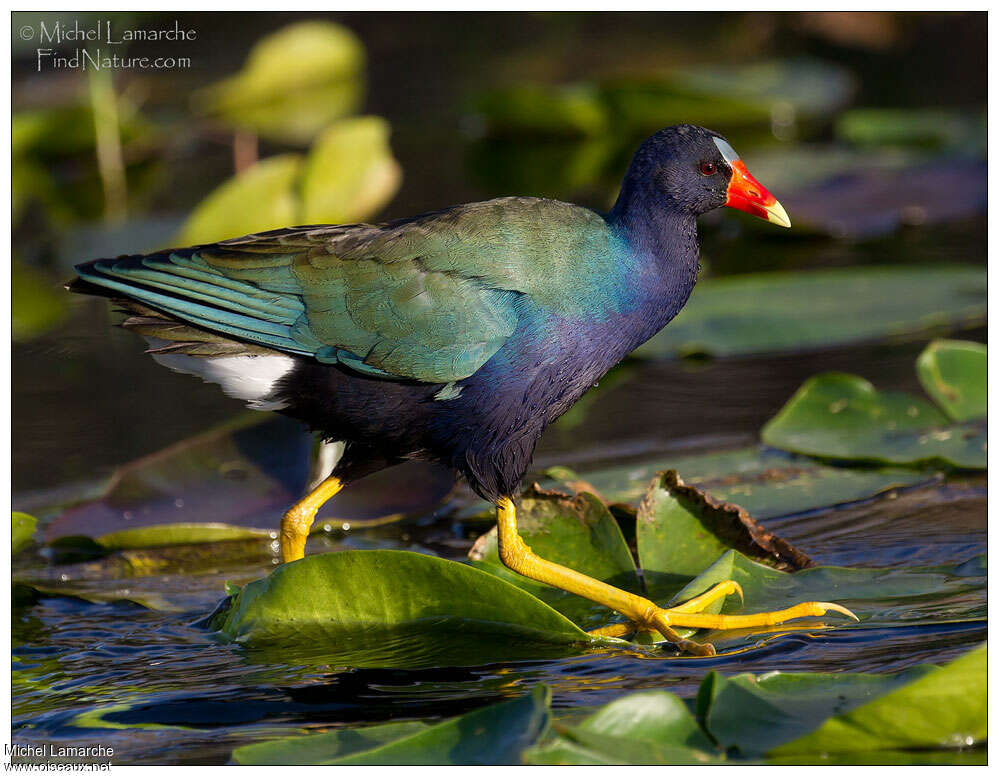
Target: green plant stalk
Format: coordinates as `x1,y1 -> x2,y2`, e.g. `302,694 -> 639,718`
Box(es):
87,65 -> 127,223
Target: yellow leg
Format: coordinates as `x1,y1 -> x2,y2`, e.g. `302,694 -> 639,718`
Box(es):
280,476 -> 344,562
497,498 -> 856,656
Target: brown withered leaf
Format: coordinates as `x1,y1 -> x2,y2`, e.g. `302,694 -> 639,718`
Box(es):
637,469 -> 813,576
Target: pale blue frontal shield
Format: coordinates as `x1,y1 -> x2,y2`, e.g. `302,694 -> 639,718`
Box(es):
713,136 -> 740,164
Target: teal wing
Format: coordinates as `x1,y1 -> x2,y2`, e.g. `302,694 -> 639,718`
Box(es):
73,216 -> 508,383
74,198 -> 616,382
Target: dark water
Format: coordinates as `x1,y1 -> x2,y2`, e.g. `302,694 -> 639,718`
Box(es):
12,11 -> 987,765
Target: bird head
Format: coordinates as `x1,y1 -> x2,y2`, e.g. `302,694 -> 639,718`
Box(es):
624,124 -> 790,228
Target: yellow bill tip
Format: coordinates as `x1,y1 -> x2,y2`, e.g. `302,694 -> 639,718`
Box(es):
765,200 -> 792,228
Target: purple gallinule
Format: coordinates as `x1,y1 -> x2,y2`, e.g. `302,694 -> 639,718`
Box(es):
71,125 -> 854,654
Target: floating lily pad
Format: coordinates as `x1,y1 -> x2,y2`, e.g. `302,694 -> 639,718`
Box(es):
467,487 -> 640,629
548,689 -> 721,763
916,339 -> 987,422
661,550 -> 984,650
12,580 -> 174,611
194,21 -> 365,144
531,645 -> 984,765
207,551 -> 594,663
531,730 -> 722,765
44,414 -> 452,550
635,266 -> 987,359
785,160 -> 986,239
12,512 -> 36,554
771,643 -> 986,756
233,685 -> 550,765
636,470 -> 812,578
233,721 -> 430,764
761,372 -> 986,470
95,524 -> 274,550
701,665 -> 935,756
518,446 -> 927,521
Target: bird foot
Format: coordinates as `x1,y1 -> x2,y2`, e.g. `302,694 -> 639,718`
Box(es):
587,579 -> 858,657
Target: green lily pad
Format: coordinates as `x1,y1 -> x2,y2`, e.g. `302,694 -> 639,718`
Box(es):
635,266 -> 987,359
13,512 -> 36,554
524,738 -> 624,765
766,749 -> 986,766
44,414 -> 452,551
12,580 -> 174,611
300,116 -> 401,224
93,523 -> 274,550
702,665 -> 935,756
761,372 -> 986,469
468,487 -> 640,629
916,339 -> 986,422
836,108 -> 985,153
573,690 -> 715,751
207,550 -> 594,662
234,685 -> 550,765
177,155 -> 302,245
194,21 -> 365,144
660,550 -> 984,650
233,721 -> 430,764
636,470 -> 812,578
541,731 -> 722,765
526,446 -> 927,521
772,643 -> 986,756
527,689 -> 727,764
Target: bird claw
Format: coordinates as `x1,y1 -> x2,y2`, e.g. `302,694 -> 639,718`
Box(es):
587,580 -> 858,656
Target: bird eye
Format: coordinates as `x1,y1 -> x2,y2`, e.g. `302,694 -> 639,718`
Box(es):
699,161 -> 717,176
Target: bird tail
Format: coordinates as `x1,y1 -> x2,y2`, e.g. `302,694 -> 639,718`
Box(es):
71,249 -> 313,356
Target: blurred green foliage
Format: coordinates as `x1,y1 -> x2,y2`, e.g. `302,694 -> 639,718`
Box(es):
178,116 -> 400,244
12,261 -> 68,341
472,60 -> 853,139
836,108 -> 986,154
193,20 -> 365,145
12,99 -> 160,227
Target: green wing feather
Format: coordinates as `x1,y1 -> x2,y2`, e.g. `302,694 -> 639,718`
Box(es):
75,197 -> 618,383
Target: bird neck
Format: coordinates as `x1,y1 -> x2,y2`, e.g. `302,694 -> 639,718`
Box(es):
605,180 -> 701,333
608,177 -> 698,263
